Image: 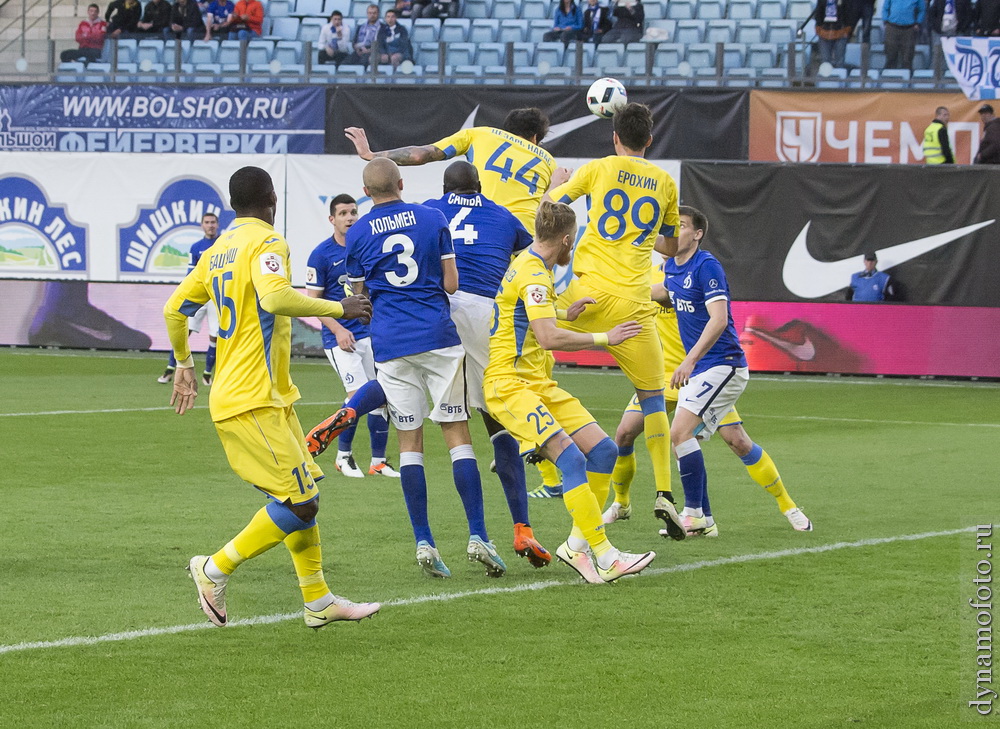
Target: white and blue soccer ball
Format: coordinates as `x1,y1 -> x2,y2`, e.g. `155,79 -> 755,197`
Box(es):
586,77 -> 628,119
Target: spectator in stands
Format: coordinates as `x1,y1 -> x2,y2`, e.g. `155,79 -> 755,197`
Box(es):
319,10 -> 353,65
165,0 -> 205,39
378,10 -> 413,67
543,0 -> 584,44
976,0 -> 1000,35
602,0 -> 644,44
136,0 -> 172,36
922,106 -> 953,164
813,0 -> 856,67
852,0 -> 875,43
975,104 -> 1000,164
203,0 -> 234,39
846,253 -> 895,302
227,0 -> 264,39
394,0 -> 413,17
61,4 -> 107,63
348,4 -> 384,66
105,0 -> 141,38
882,0 -> 924,69
411,0 -> 455,17
581,0 -> 613,43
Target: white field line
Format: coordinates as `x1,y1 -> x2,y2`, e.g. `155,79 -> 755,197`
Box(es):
0,527 -> 972,657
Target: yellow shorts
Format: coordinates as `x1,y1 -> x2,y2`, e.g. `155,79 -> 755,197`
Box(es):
624,394 -> 743,427
214,405 -> 323,504
484,377 -> 596,455
556,278 -> 665,391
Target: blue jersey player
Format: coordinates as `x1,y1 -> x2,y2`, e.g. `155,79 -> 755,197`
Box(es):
306,194 -> 398,480
422,161 -> 551,568
158,212 -> 221,386
655,205 -> 750,538
345,158 -> 506,579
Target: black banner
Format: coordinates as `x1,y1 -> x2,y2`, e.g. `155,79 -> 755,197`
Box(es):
325,87 -> 748,160
680,162 -> 1000,307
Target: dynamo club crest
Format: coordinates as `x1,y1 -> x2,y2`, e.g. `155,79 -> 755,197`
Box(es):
118,178 -> 235,280
942,37 -> 1000,101
0,176 -> 87,277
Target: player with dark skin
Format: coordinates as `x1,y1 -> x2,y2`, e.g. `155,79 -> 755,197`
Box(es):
170,179 -> 371,525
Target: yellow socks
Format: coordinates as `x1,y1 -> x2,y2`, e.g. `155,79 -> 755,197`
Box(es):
639,398 -> 672,496
537,459 -> 561,488
563,484 -> 612,558
284,524 -> 331,603
587,470 -> 612,514
212,505 -> 287,575
610,448 -> 636,507
743,445 -> 796,513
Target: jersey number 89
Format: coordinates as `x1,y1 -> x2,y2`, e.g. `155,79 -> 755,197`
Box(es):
597,189 -> 661,247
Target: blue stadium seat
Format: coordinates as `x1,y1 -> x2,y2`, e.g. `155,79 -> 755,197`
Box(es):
274,40 -> 303,64
653,42 -> 683,68
759,66 -> 788,87
115,59 -> 138,75
292,0 -> 324,17
685,43 -> 716,68
136,39 -> 165,65
475,41 -> 505,66
453,64 -> 484,82
299,17 -> 325,40
847,68 -> 878,87
694,66 -> 720,86
445,42 -> 476,66
440,18 -> 471,42
163,40 -> 192,67
786,0 -> 812,18
594,42 -> 625,68
747,42 -> 777,68
643,0 -> 665,18
766,19 -> 798,43
599,64 -> 633,79
869,21 -> 884,44
913,44 -> 930,70
527,19 -> 551,42
911,68 -> 937,89
722,42 -> 745,68
463,0 -> 492,18
246,40 -> 274,65
625,42 -> 652,70
512,65 -> 539,84
695,0 -> 724,19
499,19 -> 527,41
542,65 -> 573,84
492,0 -> 521,19
416,41 -> 441,64
674,19 -> 704,43
735,19 -> 766,44
510,41 -> 534,66
666,0 -> 693,19
269,0 -> 291,16
756,0 -> 784,18
423,64 -> 454,80
470,19 -> 500,42
869,43 -> 886,69
309,64 -> 339,82
482,65 -> 509,84
107,38 -> 137,63
879,68 -> 910,87
725,67 -> 756,86
521,0 -> 548,19
271,17 -> 300,41
564,41 -> 593,66
534,42 -> 564,67
349,0 -> 371,17
217,40 -> 243,65
411,19 -> 440,42
188,40 -> 218,64
705,19 -> 735,43
326,0 -> 351,14
816,67 -> 847,87
726,0 -> 754,19
844,42 -> 861,68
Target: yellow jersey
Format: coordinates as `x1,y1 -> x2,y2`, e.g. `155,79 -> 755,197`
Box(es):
551,155 -> 679,302
432,126 -> 557,231
484,248 -> 558,383
164,217 -> 301,423
651,259 -> 685,371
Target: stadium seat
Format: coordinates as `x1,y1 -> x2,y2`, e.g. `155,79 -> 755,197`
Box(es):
643,0 -> 665,18
527,19 -> 551,42
534,42 -> 565,68
666,0 -> 693,19
482,64 -> 508,84
188,40 -> 218,64
594,42 -> 625,68
674,19 -> 704,44
722,42 -> 745,68
349,0 -> 371,16
653,42 -> 683,68
246,40 -> 274,65
816,66 -> 847,87
217,40 -> 243,66
705,19 -> 736,43
521,0 -> 548,18
869,21 -> 884,44
735,19 -> 766,44
416,41 -> 442,65
453,64 -> 484,81
747,42 -> 777,68
463,0 -> 492,18
844,42 -> 861,68
512,65 -> 539,84
444,42 -> 476,66
299,17 -> 325,40
911,68 -> 937,89
470,19 -> 500,42
756,0 -> 784,18
440,18 -> 471,42
411,19 -> 440,42
269,0 -> 291,16
475,41 -> 506,66
726,0 -> 754,19
625,42 -> 653,71
326,0 -> 351,14
115,59 -> 138,76
564,41 -> 593,67
879,68 -> 910,87
786,0 -> 812,18
869,44 -> 886,70
542,65 -> 573,83
274,40 -> 303,64
685,43 -> 715,68
270,17 -> 300,41
725,67 -> 756,86
766,19 -> 798,44
759,66 -> 788,86
136,39 -> 165,64
498,19 -> 527,42
695,0 -> 724,19
510,41 -> 534,66
847,67 -> 878,87
492,0 -> 521,19
163,40 -> 192,67
309,64 -> 339,82
693,66 -> 720,86
292,0 -> 324,17
106,38 -> 137,63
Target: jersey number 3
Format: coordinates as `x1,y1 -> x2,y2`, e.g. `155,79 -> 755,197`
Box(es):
382,234 -> 419,287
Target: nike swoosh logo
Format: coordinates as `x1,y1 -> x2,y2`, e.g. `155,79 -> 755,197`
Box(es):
460,104 -> 480,130
543,114 -> 601,143
743,327 -> 816,361
333,259 -> 344,266
781,220 -> 995,299
66,321 -> 114,342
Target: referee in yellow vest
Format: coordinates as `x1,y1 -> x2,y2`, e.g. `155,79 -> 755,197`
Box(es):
923,106 -> 954,164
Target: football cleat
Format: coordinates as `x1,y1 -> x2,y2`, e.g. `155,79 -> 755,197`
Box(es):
602,501 -> 632,525
681,513 -> 711,536
335,453 -> 365,479
157,368 -> 174,384
467,536 -> 507,578
202,372 -> 213,386
187,555 -> 227,627
654,494 -> 686,540
415,540 -> 451,578
555,541 -> 603,584
368,461 -> 401,478
304,595 -> 381,628
306,407 -> 357,457
784,507 -> 813,532
528,484 -> 563,498
595,549 -> 656,583
513,523 -> 551,568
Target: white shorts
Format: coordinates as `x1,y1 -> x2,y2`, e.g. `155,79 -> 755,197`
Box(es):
324,336 -> 376,393
676,365 -> 750,440
448,289 -> 492,411
376,344 -> 469,430
188,300 -> 219,336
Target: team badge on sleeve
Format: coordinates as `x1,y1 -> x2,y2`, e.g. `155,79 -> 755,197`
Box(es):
260,252 -> 286,277
306,266 -> 317,284
525,284 -> 549,305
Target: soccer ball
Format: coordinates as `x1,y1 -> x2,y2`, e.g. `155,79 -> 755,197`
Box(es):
586,78 -> 628,119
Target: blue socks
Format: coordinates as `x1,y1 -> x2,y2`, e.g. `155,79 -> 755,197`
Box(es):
491,431 -> 529,525
347,379 -> 387,416
676,438 -> 707,513
740,442 -> 764,467
399,452 -> 433,545
369,412 -> 389,460
555,442 -> 589,493
337,415 -> 358,452
168,351 -> 177,368
451,445 -> 488,540
618,444 -> 635,457
586,436 -> 618,474
205,341 -> 217,374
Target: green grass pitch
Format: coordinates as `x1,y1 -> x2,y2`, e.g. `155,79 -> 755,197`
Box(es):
1,349 -> 996,728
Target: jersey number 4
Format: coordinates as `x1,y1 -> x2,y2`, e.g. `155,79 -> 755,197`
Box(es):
449,207 -> 478,245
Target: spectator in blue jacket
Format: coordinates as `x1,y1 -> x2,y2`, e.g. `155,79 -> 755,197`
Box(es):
883,0 -> 924,69
543,0 -> 584,43
378,9 -> 412,67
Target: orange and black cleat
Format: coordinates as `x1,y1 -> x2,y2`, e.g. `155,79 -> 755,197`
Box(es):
305,407 -> 357,457
513,523 -> 551,568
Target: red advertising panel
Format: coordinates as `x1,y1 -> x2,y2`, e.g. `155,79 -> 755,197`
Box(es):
749,91 -> 985,164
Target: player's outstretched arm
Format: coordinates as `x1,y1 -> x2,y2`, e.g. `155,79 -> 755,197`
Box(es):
259,285 -> 371,320
650,282 -> 669,303
654,235 -> 678,258
531,316 -> 640,352
345,126 -> 445,165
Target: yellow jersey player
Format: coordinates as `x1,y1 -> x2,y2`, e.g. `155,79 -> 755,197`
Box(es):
544,102 -> 684,539
164,166 -> 381,630
484,200 -> 655,583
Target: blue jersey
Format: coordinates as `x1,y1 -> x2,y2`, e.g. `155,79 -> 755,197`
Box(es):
850,270 -> 891,302
421,192 -> 533,299
188,236 -> 218,273
663,249 -> 747,375
306,237 -> 370,348
346,200 -> 460,362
